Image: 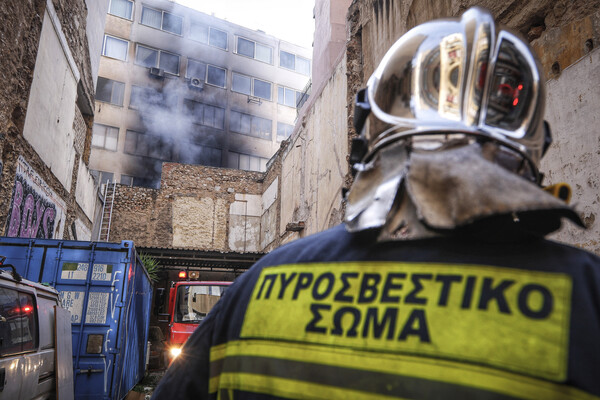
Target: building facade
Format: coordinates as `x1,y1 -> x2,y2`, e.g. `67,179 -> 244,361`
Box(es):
107,0 -> 600,257
91,0 -> 312,188
0,0 -> 109,241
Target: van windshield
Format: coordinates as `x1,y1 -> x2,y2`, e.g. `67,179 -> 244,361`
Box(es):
174,284 -> 228,323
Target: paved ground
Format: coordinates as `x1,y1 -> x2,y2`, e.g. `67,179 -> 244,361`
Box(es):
126,370 -> 166,400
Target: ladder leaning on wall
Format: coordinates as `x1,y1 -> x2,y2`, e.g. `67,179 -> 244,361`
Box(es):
97,181 -> 117,242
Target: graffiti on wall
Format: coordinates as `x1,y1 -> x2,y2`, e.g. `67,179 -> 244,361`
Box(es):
5,156 -> 67,239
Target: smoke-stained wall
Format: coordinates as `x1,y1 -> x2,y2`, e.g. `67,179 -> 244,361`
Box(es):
107,0 -> 599,256
108,162 -> 282,252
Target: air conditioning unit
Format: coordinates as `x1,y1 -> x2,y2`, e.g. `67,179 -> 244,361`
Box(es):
188,77 -> 204,91
149,67 -> 164,78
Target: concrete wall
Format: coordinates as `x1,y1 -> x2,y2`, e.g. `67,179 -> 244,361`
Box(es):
23,3 -> 79,191
312,0 -> 353,91
85,0 -> 110,87
543,48 -> 600,254
279,54 -> 349,243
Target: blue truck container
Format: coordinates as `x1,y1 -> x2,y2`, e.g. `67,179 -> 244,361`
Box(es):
0,238 -> 152,400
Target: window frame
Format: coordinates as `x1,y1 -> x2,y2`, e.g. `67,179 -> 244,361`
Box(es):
189,21 -> 228,51
120,174 -> 134,186
277,122 -> 295,142
232,72 -> 272,101
235,36 -> 273,64
277,85 -> 302,108
134,44 -> 180,76
108,0 -> 134,20
91,170 -> 115,184
205,64 -> 227,88
102,35 -> 129,61
91,123 -> 119,152
186,58 -> 207,80
230,110 -> 272,140
279,50 -> 311,76
183,99 -> 226,130
182,143 -> 222,167
227,151 -> 268,172
140,5 -> 183,36
124,130 -> 174,160
96,77 -> 125,106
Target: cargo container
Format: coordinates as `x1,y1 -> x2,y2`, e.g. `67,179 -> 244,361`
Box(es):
0,238 -> 152,400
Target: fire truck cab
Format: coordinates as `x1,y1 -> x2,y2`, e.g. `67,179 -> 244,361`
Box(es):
166,275 -> 231,361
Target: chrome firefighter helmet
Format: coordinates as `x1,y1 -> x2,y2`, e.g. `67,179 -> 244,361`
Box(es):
352,7 -> 550,183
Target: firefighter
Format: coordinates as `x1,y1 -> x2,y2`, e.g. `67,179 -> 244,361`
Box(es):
152,7 -> 600,399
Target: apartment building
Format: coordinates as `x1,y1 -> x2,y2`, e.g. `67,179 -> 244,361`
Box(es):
91,0 -> 312,188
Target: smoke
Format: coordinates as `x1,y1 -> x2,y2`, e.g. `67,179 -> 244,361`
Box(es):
132,65 -> 223,188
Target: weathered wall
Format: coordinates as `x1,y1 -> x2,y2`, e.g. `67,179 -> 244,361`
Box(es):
106,0 -> 599,256
109,163 -> 278,251
0,0 -> 104,241
543,48 -> 600,254
278,53 -> 349,243
345,0 -> 600,254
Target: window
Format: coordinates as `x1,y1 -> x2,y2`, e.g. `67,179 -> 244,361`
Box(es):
232,73 -> 272,101
236,37 -> 273,64
135,45 -> 180,75
108,0 -> 133,19
277,86 -> 302,108
125,130 -> 173,160
206,65 -> 226,88
96,77 -> 125,106
277,122 -> 294,141
186,59 -> 207,80
91,170 -> 114,184
227,151 -> 268,172
181,144 -> 221,167
184,100 -> 225,130
230,111 -> 272,140
130,86 -> 163,110
102,35 -> 128,61
133,177 -> 158,189
92,124 -> 118,151
232,73 -> 251,95
280,50 -> 311,75
210,29 -> 228,50
190,21 -> 227,50
186,60 -> 227,89
120,175 -> 134,186
0,289 -> 37,356
253,79 -> 271,100
141,6 -> 182,35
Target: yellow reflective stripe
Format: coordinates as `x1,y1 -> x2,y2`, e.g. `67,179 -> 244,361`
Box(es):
209,343 -> 227,393
241,262 -> 572,381
217,373 -> 408,400
209,340 -> 599,400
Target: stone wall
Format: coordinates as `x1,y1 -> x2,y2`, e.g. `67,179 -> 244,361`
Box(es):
0,0 -> 102,241
109,163 -> 275,251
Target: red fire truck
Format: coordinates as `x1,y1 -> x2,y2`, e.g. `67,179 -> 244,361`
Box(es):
165,272 -> 232,361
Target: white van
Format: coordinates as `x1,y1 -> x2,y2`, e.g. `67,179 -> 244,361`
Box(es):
0,266 -> 73,400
